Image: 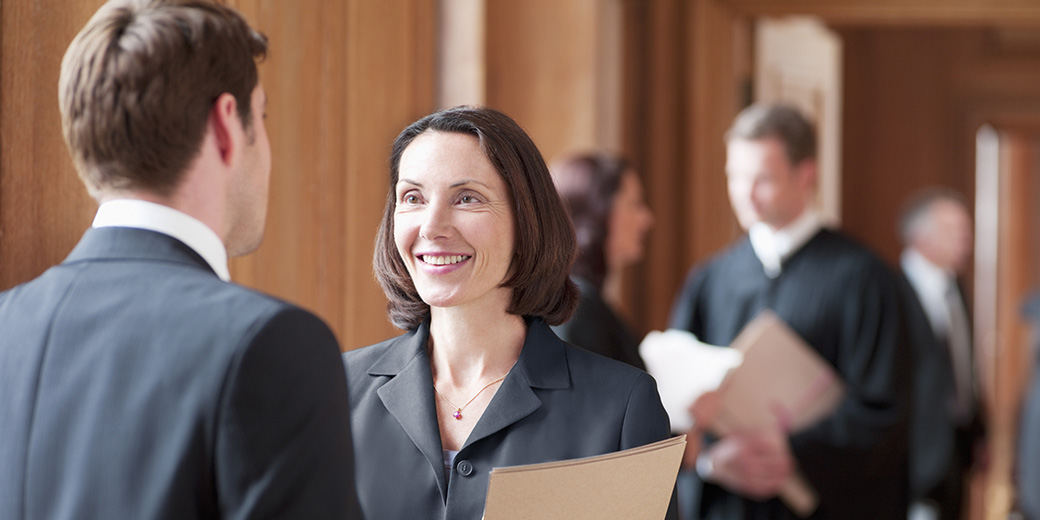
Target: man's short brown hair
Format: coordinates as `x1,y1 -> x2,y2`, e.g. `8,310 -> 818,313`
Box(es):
59,0 -> 268,198
374,106 -> 579,330
726,103 -> 817,166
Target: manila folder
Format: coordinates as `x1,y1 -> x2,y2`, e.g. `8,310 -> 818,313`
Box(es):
483,435 -> 686,520
713,310 -> 845,517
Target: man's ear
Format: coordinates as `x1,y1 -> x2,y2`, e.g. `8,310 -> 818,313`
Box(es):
796,157 -> 818,193
209,93 -> 240,167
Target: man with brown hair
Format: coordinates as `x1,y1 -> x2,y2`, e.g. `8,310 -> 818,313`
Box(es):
670,103 -> 910,519
0,1 -> 359,518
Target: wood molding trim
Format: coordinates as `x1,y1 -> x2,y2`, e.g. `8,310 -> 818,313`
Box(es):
719,0 -> 1040,25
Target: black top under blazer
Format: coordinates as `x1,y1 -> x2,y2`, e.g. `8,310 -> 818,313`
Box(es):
552,276 -> 647,371
0,227 -> 360,519
343,317 -> 677,520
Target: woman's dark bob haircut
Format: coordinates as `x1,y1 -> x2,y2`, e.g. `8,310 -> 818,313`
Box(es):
374,106 -> 579,330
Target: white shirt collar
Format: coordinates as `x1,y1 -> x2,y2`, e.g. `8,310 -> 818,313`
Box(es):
748,208 -> 823,278
92,199 -> 231,281
901,247 -> 955,335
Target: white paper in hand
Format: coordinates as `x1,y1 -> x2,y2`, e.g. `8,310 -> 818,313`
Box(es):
639,329 -> 743,432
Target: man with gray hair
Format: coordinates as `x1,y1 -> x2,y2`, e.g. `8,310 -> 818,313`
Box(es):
899,188 -> 984,520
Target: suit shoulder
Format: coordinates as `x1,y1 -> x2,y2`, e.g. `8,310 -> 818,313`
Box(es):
148,275 -> 334,352
688,238 -> 754,278
813,229 -> 886,260
342,329 -> 419,374
178,275 -> 317,327
808,229 -> 897,276
342,337 -> 390,366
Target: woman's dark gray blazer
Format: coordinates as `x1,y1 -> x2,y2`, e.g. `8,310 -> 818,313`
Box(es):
343,317 -> 676,520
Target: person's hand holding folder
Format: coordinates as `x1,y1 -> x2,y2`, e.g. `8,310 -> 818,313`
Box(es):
697,427 -> 795,500
697,311 -> 845,516
642,311 -> 844,517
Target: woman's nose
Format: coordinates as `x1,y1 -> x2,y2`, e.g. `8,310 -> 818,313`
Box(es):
418,202 -> 452,240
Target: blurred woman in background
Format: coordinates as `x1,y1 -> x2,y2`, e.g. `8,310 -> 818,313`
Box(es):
550,153 -> 654,370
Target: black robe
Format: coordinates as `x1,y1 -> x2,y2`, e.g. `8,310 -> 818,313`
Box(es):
552,276 -> 647,371
669,229 -> 911,520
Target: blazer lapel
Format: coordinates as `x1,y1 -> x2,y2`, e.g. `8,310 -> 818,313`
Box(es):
370,323 -> 449,499
464,319 -> 570,448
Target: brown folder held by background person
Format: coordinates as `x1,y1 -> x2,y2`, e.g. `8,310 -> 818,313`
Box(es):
712,310 -> 846,517
482,435 -> 686,520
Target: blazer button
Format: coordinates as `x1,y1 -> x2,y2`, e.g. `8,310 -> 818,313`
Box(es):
456,459 -> 474,477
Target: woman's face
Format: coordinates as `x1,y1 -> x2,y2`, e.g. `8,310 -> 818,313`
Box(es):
393,131 -> 516,312
606,172 -> 653,270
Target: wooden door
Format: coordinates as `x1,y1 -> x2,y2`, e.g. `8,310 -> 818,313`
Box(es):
975,123 -> 1040,519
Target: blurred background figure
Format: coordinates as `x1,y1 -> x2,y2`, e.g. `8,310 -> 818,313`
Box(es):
899,188 -> 985,520
550,152 -> 654,370
1017,292 -> 1040,520
670,103 -> 910,520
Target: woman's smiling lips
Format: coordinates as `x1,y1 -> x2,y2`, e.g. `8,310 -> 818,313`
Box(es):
415,253 -> 473,273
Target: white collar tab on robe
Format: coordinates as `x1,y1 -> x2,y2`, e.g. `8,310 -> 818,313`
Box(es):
748,208 -> 823,278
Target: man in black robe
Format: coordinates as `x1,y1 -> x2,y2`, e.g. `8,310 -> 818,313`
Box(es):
669,103 -> 911,520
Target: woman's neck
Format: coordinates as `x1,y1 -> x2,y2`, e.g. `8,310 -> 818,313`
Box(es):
428,305 -> 526,387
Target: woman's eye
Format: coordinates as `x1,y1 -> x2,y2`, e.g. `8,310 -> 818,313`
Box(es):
401,192 -> 420,204
459,194 -> 480,204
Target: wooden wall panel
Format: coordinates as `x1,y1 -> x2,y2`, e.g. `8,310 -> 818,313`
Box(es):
485,0 -> 603,163
840,27 -> 1040,263
686,0 -> 749,267
0,1 -> 101,290
229,0 -> 434,349
0,1 -> 433,350
621,0 -> 689,331
620,0 -> 747,332
341,0 -> 435,348
839,28 -> 971,264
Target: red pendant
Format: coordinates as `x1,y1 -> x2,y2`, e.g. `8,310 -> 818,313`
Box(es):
453,409 -> 463,420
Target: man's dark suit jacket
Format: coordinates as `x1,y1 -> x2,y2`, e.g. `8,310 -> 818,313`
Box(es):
897,273 -> 960,499
343,317 -> 677,520
898,272 -> 983,520
0,227 -> 360,519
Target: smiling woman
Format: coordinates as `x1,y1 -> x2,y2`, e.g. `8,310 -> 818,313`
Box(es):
341,106 -> 677,520
392,131 -> 517,313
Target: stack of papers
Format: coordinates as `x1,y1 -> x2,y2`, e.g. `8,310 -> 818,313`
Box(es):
640,311 -> 845,517
639,329 -> 743,432
483,435 -> 686,520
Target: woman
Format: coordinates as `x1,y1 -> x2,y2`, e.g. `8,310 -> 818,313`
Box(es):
343,107 -> 675,520
550,153 -> 654,370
